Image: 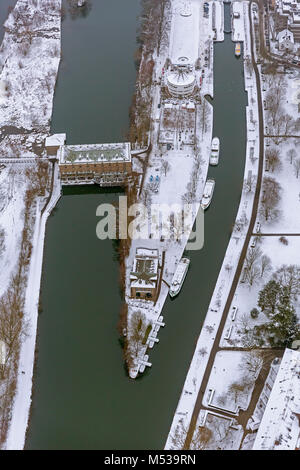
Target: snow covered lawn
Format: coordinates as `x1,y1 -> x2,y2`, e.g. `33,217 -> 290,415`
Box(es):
0,0 -> 61,131
193,409 -> 243,450
0,163 -> 31,297
220,235 -> 300,348
203,350 -> 261,414
257,139 -> 300,234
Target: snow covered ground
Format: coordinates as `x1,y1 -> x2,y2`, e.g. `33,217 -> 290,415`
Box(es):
5,164 -> 61,451
193,410 -> 244,450
0,164 -> 29,297
220,236 -> 300,348
202,350 -> 261,414
0,0 -> 62,450
0,0 -> 61,131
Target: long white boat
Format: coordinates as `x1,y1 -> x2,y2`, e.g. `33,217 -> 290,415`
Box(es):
210,137 -> 220,166
169,258 -> 190,298
201,178 -> 215,210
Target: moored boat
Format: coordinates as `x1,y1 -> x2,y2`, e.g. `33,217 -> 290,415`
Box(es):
210,137 -> 220,166
201,178 -> 215,210
169,258 -> 190,298
235,42 -> 241,57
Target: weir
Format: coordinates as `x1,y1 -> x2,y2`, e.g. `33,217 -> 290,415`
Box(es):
45,134 -> 133,187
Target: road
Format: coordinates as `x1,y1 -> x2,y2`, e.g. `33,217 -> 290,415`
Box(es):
184,1 -> 266,449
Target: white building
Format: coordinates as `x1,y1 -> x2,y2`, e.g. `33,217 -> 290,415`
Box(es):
166,69 -> 196,97
277,28 -> 295,50
247,357 -> 281,432
166,1 -> 199,97
253,349 -> 300,450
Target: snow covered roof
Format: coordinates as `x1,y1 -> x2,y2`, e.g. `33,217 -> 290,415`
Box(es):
167,70 -> 195,87
130,248 -> 159,288
136,248 -> 159,258
277,29 -> 294,43
45,133 -> 66,148
60,142 -> 131,164
253,348 -> 300,450
169,0 -> 200,66
292,12 -> 300,22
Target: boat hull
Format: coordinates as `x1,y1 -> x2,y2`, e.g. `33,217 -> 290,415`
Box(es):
169,258 -> 190,298
201,179 -> 215,210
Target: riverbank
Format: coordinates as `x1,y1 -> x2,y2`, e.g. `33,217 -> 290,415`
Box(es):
5,165 -> 61,450
0,0 -> 62,449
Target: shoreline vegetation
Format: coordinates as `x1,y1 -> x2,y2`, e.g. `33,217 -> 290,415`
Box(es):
0,163 -> 50,446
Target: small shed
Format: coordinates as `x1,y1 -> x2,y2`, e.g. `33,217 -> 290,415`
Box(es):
45,133 -> 66,157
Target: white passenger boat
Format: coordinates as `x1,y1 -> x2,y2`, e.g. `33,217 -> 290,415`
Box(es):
235,42 -> 241,57
210,137 -> 220,166
169,258 -> 190,298
201,178 -> 215,210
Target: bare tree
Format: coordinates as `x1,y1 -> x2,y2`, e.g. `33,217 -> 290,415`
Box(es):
287,148 -> 296,165
265,79 -> 286,128
266,147 -> 281,173
128,310 -> 147,358
198,347 -> 207,357
0,227 -> 5,258
273,264 -> 300,299
190,426 -> 213,450
228,382 -> 245,405
0,286 -> 29,379
161,159 -> 170,176
244,173 -> 257,193
234,211 -> 248,232
293,158 -> 300,178
243,263 -> 261,286
260,254 -> 272,278
238,351 -> 263,378
259,176 -> 281,222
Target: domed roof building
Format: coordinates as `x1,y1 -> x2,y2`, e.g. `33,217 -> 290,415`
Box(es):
166,1 -> 200,98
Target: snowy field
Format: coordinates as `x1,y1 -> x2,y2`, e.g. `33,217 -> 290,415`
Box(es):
0,164 -> 28,297
220,236 -> 300,347
203,350 -> 260,414
257,139 -> 300,234
192,409 -> 243,450
0,0 -> 61,131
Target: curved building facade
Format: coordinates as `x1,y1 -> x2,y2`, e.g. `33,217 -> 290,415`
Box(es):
166,69 -> 196,97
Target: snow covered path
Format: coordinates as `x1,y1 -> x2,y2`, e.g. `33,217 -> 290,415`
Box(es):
5,164 -> 61,450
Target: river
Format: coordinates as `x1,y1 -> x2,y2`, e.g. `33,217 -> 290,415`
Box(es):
25,2 -> 247,450
0,1 -> 17,42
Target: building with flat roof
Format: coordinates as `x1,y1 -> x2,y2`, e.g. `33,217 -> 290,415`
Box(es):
45,133 -> 66,156
130,248 -> 159,300
253,348 -> 300,450
57,141 -> 132,186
